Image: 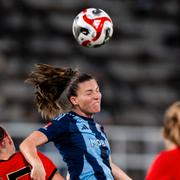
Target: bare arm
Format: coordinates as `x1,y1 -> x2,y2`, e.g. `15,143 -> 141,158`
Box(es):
52,172 -> 65,180
19,131 -> 48,180
110,157 -> 132,180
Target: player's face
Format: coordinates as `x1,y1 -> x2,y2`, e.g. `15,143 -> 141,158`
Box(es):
0,129 -> 6,147
0,129 -> 15,153
72,79 -> 102,118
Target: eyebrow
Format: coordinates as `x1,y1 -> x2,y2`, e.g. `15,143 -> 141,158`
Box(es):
84,86 -> 100,92
85,89 -> 93,93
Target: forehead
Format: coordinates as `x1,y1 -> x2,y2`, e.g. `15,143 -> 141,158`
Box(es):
78,79 -> 98,91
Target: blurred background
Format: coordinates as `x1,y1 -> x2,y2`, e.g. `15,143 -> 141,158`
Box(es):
0,0 -> 180,179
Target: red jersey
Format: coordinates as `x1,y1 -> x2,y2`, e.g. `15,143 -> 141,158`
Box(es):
146,147 -> 180,180
0,151 -> 57,180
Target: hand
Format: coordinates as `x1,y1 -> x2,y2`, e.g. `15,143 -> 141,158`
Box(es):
31,163 -> 46,180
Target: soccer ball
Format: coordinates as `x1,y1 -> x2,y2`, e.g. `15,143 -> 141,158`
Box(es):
72,8 -> 113,48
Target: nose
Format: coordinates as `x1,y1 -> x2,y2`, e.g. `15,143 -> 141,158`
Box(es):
94,91 -> 102,100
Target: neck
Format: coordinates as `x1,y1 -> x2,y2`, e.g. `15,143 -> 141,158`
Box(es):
164,139 -> 177,150
72,109 -> 93,118
0,150 -> 16,160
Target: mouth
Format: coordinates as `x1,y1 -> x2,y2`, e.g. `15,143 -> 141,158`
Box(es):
94,101 -> 100,104
93,102 -> 101,107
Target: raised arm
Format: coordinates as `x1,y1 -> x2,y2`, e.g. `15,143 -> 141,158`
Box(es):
109,157 -> 132,180
19,131 -> 48,180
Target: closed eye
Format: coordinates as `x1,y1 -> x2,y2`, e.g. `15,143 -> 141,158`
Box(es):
85,91 -> 93,95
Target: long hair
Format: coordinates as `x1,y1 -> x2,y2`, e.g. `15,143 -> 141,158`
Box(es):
0,126 -> 8,147
163,101 -> 180,146
25,64 -> 79,119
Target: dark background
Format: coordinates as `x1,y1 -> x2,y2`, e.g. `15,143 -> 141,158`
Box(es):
0,0 -> 180,179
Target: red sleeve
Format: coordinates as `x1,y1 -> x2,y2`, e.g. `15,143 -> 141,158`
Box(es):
146,152 -> 170,180
37,151 -> 57,179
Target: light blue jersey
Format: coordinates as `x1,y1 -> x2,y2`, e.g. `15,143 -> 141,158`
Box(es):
39,111 -> 114,180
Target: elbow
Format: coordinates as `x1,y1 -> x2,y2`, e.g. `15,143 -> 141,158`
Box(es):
19,138 -> 34,153
19,131 -> 47,154
19,139 -> 28,153
19,141 -> 25,151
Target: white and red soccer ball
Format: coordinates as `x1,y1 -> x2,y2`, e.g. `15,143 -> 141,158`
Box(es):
72,8 -> 113,48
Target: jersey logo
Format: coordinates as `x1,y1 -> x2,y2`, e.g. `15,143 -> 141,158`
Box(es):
81,124 -> 89,130
43,122 -> 52,130
89,138 -> 106,147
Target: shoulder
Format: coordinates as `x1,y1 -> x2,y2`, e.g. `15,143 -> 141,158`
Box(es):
38,112 -> 73,137
151,148 -> 180,169
43,112 -> 72,128
158,148 -> 180,160
12,152 -> 24,160
146,151 -> 167,179
149,150 -> 174,171
3,152 -> 28,164
162,147 -> 180,162
146,149 -> 179,180
53,112 -> 70,120
52,112 -> 73,123
153,150 -> 171,163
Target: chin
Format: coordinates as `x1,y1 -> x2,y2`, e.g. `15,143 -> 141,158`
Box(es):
90,105 -> 101,114
93,108 -> 101,113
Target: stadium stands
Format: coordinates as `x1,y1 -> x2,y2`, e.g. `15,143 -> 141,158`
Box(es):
0,0 -> 179,178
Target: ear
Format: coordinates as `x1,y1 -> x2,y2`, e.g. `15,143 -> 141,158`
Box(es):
69,96 -> 78,106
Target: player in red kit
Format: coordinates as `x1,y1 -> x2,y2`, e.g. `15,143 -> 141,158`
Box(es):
146,101 -> 180,180
0,126 -> 64,180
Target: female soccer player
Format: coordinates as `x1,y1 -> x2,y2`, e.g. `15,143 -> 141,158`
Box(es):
0,126 -> 64,180
20,64 -> 132,180
146,101 -> 180,179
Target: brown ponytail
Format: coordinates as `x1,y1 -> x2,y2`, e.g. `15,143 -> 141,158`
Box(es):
163,101 -> 180,146
25,64 -> 79,119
